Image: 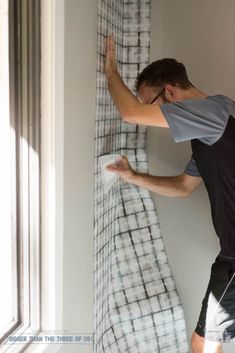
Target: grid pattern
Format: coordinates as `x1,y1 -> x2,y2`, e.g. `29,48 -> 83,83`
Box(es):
94,1 -> 189,352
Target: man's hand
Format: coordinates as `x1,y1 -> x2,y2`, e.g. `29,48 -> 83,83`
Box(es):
106,155 -> 135,182
105,35 -> 118,76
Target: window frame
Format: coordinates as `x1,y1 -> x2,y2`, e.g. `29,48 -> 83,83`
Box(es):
0,0 -> 41,350
0,0 -> 64,352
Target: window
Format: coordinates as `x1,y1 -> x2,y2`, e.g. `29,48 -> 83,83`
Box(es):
0,0 -> 17,337
0,0 -> 41,351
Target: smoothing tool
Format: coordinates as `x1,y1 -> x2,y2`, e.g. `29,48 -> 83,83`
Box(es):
99,154 -> 121,193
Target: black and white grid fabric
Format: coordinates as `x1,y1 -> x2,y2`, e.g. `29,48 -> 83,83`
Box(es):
94,1 -> 189,352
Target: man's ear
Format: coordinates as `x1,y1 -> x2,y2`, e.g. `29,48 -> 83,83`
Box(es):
164,84 -> 176,102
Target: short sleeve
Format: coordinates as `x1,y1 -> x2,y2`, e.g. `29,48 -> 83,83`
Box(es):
160,95 -> 232,145
184,158 -> 201,177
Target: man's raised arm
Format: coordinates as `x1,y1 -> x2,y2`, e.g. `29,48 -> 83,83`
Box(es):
105,35 -> 168,128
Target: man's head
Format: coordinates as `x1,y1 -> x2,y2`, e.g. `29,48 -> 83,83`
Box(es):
136,58 -> 195,105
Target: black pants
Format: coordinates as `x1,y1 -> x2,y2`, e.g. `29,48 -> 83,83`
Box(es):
195,253 -> 235,342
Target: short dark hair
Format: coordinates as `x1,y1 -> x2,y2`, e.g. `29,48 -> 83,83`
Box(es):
135,58 -> 194,91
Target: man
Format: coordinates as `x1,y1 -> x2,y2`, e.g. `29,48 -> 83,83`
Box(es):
104,35 -> 235,353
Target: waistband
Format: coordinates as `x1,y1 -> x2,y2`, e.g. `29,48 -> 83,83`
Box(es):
218,252 -> 235,261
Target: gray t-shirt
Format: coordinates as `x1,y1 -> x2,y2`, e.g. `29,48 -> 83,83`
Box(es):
160,94 -> 235,177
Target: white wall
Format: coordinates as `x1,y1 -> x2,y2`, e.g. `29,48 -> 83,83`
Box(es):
148,1 -> 235,352
58,1 -> 97,352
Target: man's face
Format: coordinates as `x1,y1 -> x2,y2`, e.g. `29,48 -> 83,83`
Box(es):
137,83 -> 174,105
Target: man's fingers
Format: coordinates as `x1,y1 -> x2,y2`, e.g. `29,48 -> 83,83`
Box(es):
106,35 -> 115,53
116,155 -> 128,164
104,35 -> 117,75
105,163 -> 118,172
105,156 -> 129,174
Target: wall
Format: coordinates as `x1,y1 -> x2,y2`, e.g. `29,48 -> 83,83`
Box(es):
59,0 -> 97,352
57,1 -> 235,352
148,1 -> 235,352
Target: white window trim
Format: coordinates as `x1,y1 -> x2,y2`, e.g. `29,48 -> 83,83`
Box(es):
1,0 -> 42,350
23,0 -> 64,352
0,1 -> 64,352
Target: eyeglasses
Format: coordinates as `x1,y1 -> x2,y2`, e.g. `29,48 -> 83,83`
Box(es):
150,87 -> 165,104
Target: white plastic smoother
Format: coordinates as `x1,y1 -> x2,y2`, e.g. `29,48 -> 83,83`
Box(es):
99,154 -> 121,193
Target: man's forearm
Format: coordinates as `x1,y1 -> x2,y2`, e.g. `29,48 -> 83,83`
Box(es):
106,66 -> 140,118
128,171 -> 188,197
105,36 -> 168,127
